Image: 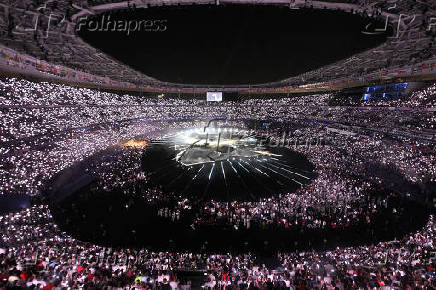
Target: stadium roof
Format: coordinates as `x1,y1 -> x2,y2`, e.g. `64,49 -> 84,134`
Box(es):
0,0 -> 435,92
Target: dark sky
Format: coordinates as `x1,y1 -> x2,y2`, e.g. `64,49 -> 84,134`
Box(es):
79,5 -> 389,85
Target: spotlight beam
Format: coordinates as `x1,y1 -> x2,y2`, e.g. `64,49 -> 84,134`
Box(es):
227,160 -> 254,200
181,164 -> 205,194
266,162 -> 309,181
236,159 -> 276,196
203,163 -> 215,198
270,158 -> 314,174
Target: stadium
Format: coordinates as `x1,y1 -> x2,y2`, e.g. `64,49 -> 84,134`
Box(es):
0,0 -> 435,288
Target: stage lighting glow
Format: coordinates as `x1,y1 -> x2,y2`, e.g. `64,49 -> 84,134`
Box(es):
121,139 -> 148,149
171,127 -> 272,166
142,126 -> 316,201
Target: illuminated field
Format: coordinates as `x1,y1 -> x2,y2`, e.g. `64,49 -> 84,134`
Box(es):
142,127 -> 317,201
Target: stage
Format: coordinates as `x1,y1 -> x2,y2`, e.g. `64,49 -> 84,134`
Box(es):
142,127 -> 317,201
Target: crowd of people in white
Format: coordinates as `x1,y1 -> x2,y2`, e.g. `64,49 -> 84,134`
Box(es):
0,205 -> 435,288
0,77 -> 435,288
87,123 -> 434,235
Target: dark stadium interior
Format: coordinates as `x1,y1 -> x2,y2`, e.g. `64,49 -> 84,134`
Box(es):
78,5 -> 390,85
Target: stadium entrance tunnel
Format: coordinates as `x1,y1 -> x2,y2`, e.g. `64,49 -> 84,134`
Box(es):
78,5 -> 390,85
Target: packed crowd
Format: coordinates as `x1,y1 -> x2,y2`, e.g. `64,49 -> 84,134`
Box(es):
361,83 -> 436,108
78,123 -> 433,236
0,78 -> 434,224
0,205 -> 435,288
0,78 -> 435,145
0,78 -> 435,288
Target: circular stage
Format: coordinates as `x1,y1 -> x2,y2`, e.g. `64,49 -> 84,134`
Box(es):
142,127 -> 317,201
